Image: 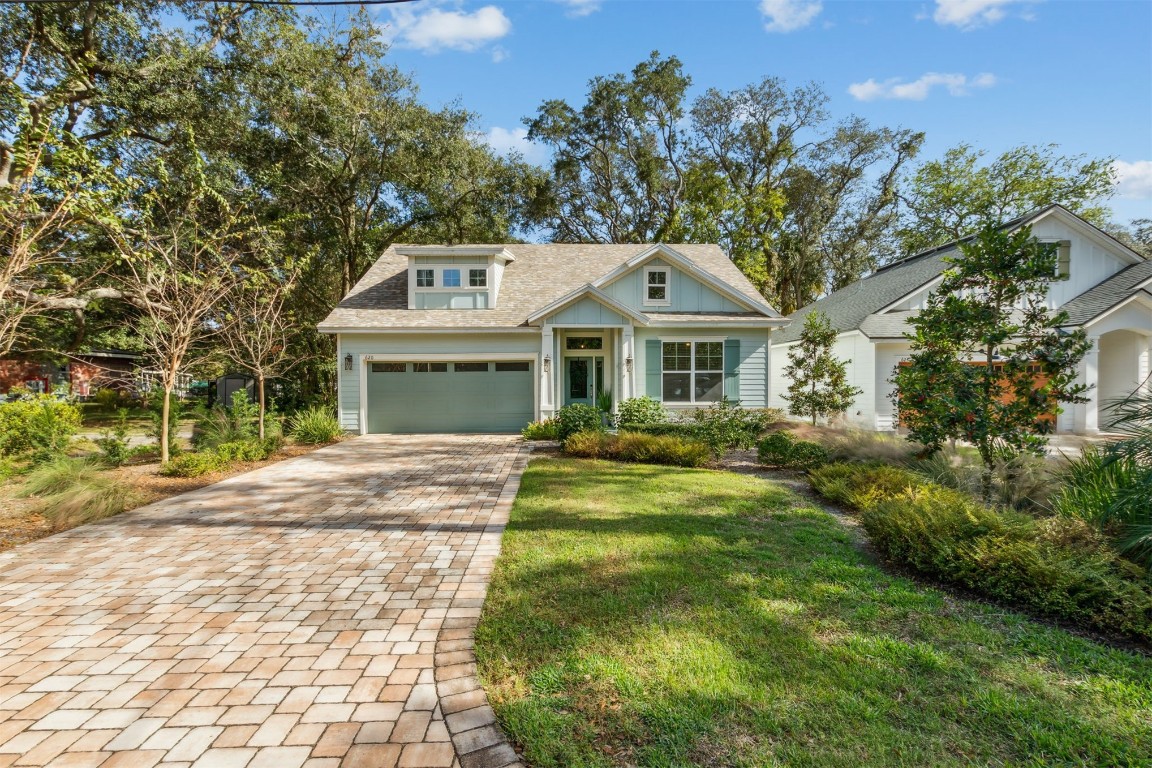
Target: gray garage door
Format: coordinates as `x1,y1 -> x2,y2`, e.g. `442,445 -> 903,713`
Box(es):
365,360 -> 534,433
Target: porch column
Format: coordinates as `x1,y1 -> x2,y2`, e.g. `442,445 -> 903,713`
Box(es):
1081,334 -> 1101,434
540,328 -> 555,418
622,325 -> 636,401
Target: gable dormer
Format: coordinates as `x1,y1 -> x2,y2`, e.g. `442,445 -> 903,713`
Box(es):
398,246 -> 516,310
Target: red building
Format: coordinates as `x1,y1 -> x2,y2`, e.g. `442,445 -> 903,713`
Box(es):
0,351 -> 142,398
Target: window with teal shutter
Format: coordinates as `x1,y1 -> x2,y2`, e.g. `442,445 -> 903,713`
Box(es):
724,339 -> 740,401
645,339 -> 662,400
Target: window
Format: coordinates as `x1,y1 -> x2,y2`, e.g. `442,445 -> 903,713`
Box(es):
371,362 -> 405,373
1056,240 -> 1071,280
413,362 -> 448,373
662,341 -> 723,403
454,362 -> 489,372
566,336 -> 603,350
415,269 -> 435,288
645,267 -> 669,305
495,362 -> 529,372
442,269 -> 461,288
469,269 -> 488,287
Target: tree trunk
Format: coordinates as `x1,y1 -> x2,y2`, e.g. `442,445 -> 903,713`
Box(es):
257,375 -> 266,441
160,386 -> 171,464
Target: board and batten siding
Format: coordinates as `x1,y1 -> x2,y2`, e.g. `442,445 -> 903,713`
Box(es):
769,332 -> 880,428
633,327 -> 773,408
336,332 -> 539,432
601,258 -> 746,314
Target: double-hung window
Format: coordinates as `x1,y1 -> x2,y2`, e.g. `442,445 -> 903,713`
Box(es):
442,268 -> 462,288
644,267 -> 670,305
415,269 -> 435,288
662,341 -> 723,403
469,268 -> 488,287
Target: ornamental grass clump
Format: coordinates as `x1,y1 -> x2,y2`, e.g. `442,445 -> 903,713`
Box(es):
19,457 -> 136,529
289,407 -> 345,444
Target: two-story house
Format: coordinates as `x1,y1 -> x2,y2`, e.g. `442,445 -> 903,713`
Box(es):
769,205 -> 1152,433
319,244 -> 788,433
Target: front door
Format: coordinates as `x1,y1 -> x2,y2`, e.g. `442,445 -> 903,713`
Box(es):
565,356 -> 604,407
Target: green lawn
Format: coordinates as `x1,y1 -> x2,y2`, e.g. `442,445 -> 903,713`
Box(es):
475,458 -> 1152,767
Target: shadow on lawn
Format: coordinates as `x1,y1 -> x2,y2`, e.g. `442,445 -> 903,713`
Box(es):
476,459 -> 1152,767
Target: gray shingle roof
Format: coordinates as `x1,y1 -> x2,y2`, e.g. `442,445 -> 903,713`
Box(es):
318,243 -> 775,330
859,311 -> 917,339
1059,260 -> 1152,327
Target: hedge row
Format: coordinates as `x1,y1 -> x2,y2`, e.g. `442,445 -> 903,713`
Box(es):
562,430 -> 711,468
161,437 -> 282,478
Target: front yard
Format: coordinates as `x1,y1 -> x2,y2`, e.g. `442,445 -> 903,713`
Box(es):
476,458 -> 1151,767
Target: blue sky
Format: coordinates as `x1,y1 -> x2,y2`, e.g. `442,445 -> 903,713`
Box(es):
366,0 -> 1152,225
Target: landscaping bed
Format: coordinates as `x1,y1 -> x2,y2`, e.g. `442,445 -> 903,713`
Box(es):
476,457 -> 1152,767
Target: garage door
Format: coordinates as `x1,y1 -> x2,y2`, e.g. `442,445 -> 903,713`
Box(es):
365,360 -> 534,433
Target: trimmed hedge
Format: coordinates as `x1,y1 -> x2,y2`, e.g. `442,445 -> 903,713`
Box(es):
563,430 -> 710,468
810,462 -> 1152,643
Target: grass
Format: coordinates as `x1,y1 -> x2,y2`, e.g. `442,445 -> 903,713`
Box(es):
18,457 -> 137,529
476,458 -> 1152,768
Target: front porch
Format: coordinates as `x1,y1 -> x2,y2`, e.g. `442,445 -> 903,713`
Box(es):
1064,304 -> 1152,433
539,326 -> 636,418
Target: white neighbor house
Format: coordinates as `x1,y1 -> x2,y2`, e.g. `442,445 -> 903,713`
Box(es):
769,205 -> 1152,433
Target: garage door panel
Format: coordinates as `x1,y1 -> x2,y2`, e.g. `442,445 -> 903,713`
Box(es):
366,361 -> 534,434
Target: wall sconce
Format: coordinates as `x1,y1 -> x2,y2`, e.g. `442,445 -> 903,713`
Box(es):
625,355 -> 634,373
344,353 -> 353,371
542,354 -> 551,373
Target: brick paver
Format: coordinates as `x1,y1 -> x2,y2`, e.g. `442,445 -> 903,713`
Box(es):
0,435 -> 528,768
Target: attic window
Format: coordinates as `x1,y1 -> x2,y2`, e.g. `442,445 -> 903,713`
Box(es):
469,269 -> 487,287
1055,240 -> 1071,281
443,269 -> 461,288
416,269 -> 435,288
644,267 -> 670,305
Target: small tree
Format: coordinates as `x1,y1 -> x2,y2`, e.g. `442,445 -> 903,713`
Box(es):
783,310 -> 862,425
892,223 -> 1092,502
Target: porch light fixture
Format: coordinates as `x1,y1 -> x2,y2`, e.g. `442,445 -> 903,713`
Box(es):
344,353 -> 353,371
625,355 -> 634,373
543,354 -> 552,373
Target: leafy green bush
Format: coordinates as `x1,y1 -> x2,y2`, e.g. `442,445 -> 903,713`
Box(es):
161,451 -> 227,478
215,437 -> 280,463
757,431 -> 828,471
0,393 -> 82,462
194,390 -> 259,450
94,408 -> 132,467
522,419 -> 560,440
810,462 -> 928,509
690,398 -> 772,456
562,430 -> 710,468
616,396 -> 666,426
93,388 -> 125,409
289,407 -> 344,444
555,404 -> 604,443
19,457 -> 136,529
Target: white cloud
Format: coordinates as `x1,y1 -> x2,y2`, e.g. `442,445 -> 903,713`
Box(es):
759,0 -> 822,32
932,0 -> 1037,30
386,4 -> 511,54
483,127 -> 549,165
847,72 -> 997,101
556,0 -> 601,17
1114,160 -> 1152,199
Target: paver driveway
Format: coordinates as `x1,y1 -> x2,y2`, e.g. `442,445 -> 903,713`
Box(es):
0,435 -> 528,768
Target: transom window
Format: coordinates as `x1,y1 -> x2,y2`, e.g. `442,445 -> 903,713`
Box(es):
442,269 -> 461,288
415,269 -> 435,288
566,336 -> 604,350
413,362 -> 448,373
371,362 -> 405,373
454,362 -> 489,372
469,269 -> 487,287
645,267 -> 670,305
662,341 -> 723,403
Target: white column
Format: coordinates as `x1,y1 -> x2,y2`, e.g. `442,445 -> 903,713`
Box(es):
1081,334 -> 1101,434
1141,335 -> 1152,391
622,325 -> 635,401
540,327 -> 555,418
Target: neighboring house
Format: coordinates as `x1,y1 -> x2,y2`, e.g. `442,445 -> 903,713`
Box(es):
319,243 -> 788,434
770,205 -> 1152,433
0,350 -> 142,398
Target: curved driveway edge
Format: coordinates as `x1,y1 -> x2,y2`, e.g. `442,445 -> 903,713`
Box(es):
0,435 -> 528,768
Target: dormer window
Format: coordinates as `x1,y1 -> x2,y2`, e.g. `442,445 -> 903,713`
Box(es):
416,269 -> 435,288
442,269 -> 461,288
645,267 -> 670,306
469,269 -> 487,287
400,245 -> 516,310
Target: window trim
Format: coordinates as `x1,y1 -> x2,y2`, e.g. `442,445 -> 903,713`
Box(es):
411,265 -> 491,293
643,266 -> 671,306
660,340 -> 724,404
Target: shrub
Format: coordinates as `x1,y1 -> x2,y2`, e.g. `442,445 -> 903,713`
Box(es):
562,430 -> 710,468
161,451 -> 227,478
616,396 -> 666,426
616,422 -> 701,440
522,419 -> 560,440
19,457 -> 135,529
555,404 -> 604,443
810,462 -> 928,509
823,430 -> 919,465
194,390 -> 259,450
92,388 -> 124,409
289,407 -> 344,444
0,393 -> 82,462
757,431 -> 828,471
94,408 -> 132,467
690,398 -> 771,456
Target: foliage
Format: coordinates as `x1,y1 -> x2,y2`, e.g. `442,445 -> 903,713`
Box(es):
898,143 -> 1115,254
521,419 -> 559,440
615,396 -> 667,426
689,397 -> 772,456
908,449 -> 1056,512
616,422 -> 701,440
160,436 -> 280,478
555,403 -> 604,443
478,458 -> 1152,766
757,431 -> 829,471
527,52 -> 923,312
94,408 -> 132,467
160,451 -> 227,478
0,393 -> 82,462
194,390 -> 259,451
782,311 -> 862,424
810,462 -> 928,509
147,390 -> 182,458
288,407 -> 344,444
19,457 -> 135,529
594,388 -> 613,415
892,224 -> 1091,502
562,430 -> 711,467
821,430 -> 920,465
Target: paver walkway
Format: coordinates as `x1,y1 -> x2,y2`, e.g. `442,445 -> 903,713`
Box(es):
0,435 -> 528,768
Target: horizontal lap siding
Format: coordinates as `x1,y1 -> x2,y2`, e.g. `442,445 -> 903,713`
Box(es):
634,327 -> 772,408
336,332 -> 539,432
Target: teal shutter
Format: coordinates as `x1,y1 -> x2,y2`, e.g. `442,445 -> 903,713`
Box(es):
723,339 -> 741,402
645,339 -> 662,400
